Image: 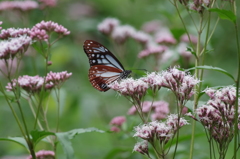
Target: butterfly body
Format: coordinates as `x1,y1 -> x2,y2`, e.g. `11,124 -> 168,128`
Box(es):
83,40 -> 131,92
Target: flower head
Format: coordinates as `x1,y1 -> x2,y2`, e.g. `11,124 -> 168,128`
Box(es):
38,0 -> 57,9
138,45 -> 167,58
45,71 -> 72,89
133,141 -> 149,156
31,21 -> 70,41
0,35 -> 32,59
0,1 -> 39,11
27,150 -> 55,159
110,116 -> 126,126
0,28 -> 32,40
98,18 -> 120,35
111,25 -> 136,44
155,28 -> 176,45
109,78 -> 148,98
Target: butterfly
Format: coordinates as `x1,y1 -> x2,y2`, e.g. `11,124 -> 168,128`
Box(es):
83,40 -> 131,92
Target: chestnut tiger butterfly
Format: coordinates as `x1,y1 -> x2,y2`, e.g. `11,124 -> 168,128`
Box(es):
83,40 -> 131,92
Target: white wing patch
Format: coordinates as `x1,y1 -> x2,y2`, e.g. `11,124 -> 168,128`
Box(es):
93,46 -> 107,53
105,54 -> 123,70
101,72 -> 120,77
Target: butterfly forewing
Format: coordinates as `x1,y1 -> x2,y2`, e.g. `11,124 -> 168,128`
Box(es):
83,40 -> 131,92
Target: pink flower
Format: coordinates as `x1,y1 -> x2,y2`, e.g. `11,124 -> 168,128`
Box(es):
27,150 -> 55,159
38,0 -> 57,9
138,45 -> 168,58
0,35 -> 32,59
110,126 -> 121,132
109,78 -> 148,98
127,106 -> 137,115
31,21 -> 70,41
155,28 -> 176,45
180,34 -> 198,44
133,141 -> 149,156
132,31 -> 151,45
98,18 -> 120,35
111,25 -> 136,44
177,42 -> 192,59
45,71 -> 72,89
140,72 -> 162,91
0,1 -> 39,11
110,116 -> 126,126
6,75 -> 44,93
141,20 -> 162,33
0,28 -> 32,40
6,71 -> 72,93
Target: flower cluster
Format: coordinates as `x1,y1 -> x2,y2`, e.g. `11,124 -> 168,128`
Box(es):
0,28 -> 32,40
188,0 -> 211,13
133,140 -> 149,157
0,35 -> 32,59
141,68 -> 200,103
138,45 -> 168,58
195,86 -> 238,144
38,0 -> 57,9
27,150 -> 55,159
31,21 -> 70,41
109,116 -> 126,132
6,71 -> 72,93
0,1 -> 39,11
109,77 -> 148,99
128,100 -> 169,121
133,114 -> 189,143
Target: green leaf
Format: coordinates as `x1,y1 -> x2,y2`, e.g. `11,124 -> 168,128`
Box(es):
55,128 -> 105,159
0,137 -> 28,150
209,8 -> 236,22
186,47 -> 197,58
185,65 -> 235,81
30,130 -> 55,146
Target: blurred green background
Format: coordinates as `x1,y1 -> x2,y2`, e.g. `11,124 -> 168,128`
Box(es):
0,0 -> 240,158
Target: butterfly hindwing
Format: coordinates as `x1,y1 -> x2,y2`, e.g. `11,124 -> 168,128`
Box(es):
83,40 -> 131,92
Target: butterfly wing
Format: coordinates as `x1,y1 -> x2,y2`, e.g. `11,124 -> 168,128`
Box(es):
83,40 -> 130,92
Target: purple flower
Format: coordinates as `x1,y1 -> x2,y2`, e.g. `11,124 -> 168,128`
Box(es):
31,21 -> 70,41
138,45 -> 168,58
6,75 -> 44,93
97,18 -> 120,35
0,35 -> 32,59
111,25 -> 136,44
6,71 -> 72,93
27,150 -> 55,159
0,28 -> 32,40
180,34 -> 198,44
109,78 -> 148,98
133,124 -> 154,140
155,28 -> 176,45
141,20 -> 162,33
110,116 -> 126,126
195,86 -> 239,144
132,31 -> 151,45
45,71 -> 72,89
38,0 -> 57,9
0,1 -> 39,11
133,140 -> 149,156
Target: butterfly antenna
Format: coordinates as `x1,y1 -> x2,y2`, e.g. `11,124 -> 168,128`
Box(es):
131,68 -> 148,72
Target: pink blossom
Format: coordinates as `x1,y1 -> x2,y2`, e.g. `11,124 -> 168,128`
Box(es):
111,25 -> 136,44
180,34 -> 198,44
141,20 -> 162,33
0,58 -> 21,76
138,45 -> 168,58
45,71 -> 72,89
31,21 -> 70,41
6,71 -> 72,93
127,106 -> 137,115
155,28 -> 176,45
109,78 -> 148,98
0,28 -> 32,40
133,141 -> 149,156
110,126 -> 120,132
0,35 -> 32,59
27,150 -> 55,159
38,0 -> 57,9
0,1 -> 39,11
98,18 -> 120,35
177,42 -> 192,59
132,31 -> 151,45
110,116 -> 126,126
140,72 -> 162,91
